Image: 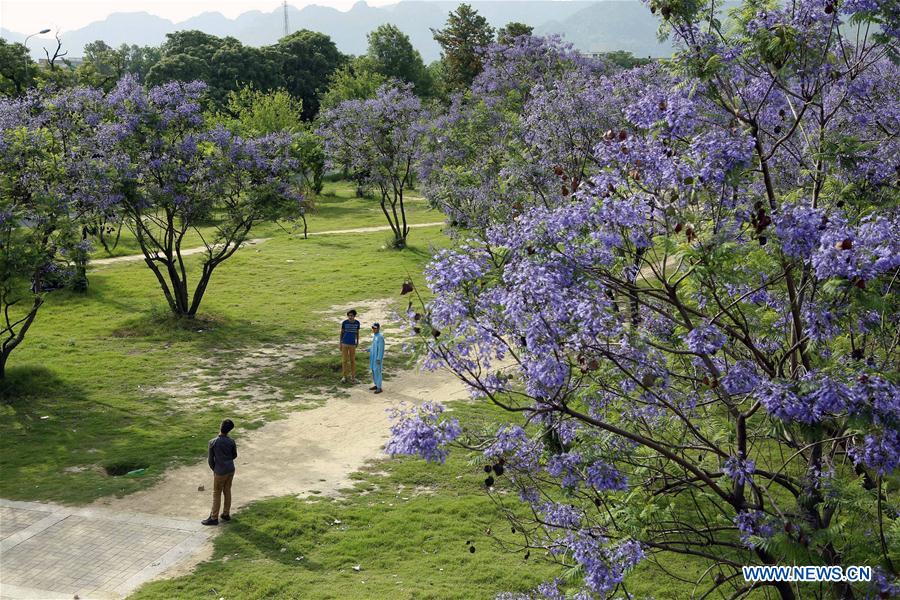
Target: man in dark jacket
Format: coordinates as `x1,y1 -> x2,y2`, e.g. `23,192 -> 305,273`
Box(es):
202,419 -> 238,526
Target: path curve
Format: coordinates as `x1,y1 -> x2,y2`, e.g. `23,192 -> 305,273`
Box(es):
91,222 -> 446,266
90,366 -> 466,518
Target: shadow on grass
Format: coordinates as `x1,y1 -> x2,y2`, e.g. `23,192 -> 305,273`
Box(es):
0,365 -> 86,408
213,498 -> 329,570
110,306 -> 286,348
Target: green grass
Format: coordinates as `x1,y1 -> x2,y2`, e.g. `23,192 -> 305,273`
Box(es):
0,185 -> 448,504
130,403 -> 560,600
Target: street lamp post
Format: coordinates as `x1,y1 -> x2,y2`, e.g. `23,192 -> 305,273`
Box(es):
23,28 -> 51,74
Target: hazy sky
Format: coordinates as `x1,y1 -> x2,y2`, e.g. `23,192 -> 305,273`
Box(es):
1,0 -> 399,35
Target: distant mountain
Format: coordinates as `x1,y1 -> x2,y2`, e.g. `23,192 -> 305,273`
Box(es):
535,2 -> 673,57
1,28 -> 25,44
2,0 -> 673,62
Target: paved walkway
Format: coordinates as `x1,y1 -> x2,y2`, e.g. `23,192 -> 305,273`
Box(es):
0,499 -> 208,600
91,221 -> 446,266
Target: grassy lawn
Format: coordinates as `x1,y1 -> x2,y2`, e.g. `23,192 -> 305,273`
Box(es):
89,181 -> 439,258
0,185 -> 447,504
130,403 -> 562,600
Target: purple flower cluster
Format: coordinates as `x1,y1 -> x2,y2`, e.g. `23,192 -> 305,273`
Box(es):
775,204 -> 824,259
483,425 -> 543,471
685,324 -> 726,355
546,452 -> 583,489
384,402 -> 461,464
848,429 -> 899,476
721,361 -> 761,395
733,510 -> 775,549
812,214 -> 900,282
723,455 -> 756,485
585,459 -> 628,492
563,532 -> 644,596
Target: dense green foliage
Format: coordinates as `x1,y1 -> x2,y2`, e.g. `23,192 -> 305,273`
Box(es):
431,3 -> 495,92
79,40 -> 161,89
367,24 -> 432,96
497,22 -> 534,45
319,57 -> 389,110
276,30 -> 347,120
0,39 -> 35,95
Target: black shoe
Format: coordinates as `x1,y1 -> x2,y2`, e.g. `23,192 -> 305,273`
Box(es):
374,388 -> 383,394
201,517 -> 219,526
369,385 -> 378,390
220,514 -> 231,522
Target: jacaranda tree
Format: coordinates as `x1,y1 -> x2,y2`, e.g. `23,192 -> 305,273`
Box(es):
319,84 -> 428,248
105,76 -> 304,318
0,89 -> 106,376
389,1 -> 899,598
418,35 -> 613,230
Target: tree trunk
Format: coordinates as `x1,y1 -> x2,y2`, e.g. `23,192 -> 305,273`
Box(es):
773,581 -> 796,600
0,296 -> 43,379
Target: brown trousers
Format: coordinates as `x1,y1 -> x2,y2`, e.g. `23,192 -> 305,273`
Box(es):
341,343 -> 357,379
210,471 -> 234,518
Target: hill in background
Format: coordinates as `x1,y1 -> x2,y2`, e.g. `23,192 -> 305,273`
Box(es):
2,0 -> 673,62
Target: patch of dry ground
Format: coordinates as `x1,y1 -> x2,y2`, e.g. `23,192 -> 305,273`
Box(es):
148,298 -> 407,413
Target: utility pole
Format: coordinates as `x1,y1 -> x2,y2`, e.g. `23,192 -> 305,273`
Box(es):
283,0 -> 290,38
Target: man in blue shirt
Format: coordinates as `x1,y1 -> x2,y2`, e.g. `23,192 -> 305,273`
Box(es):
340,309 -> 361,383
365,323 -> 385,394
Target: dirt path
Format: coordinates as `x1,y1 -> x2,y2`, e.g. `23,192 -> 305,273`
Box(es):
90,222 -> 445,266
90,366 -> 466,519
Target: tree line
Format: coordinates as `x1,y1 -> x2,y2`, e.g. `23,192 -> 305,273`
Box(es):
0,5 -> 648,116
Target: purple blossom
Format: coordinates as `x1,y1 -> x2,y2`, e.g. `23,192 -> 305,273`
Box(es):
756,381 -> 815,423
803,304 -> 838,344
484,425 -> 542,471
537,502 -> 583,529
848,428 -> 899,475
546,452 -> 583,489
869,569 -> 899,599
805,376 -> 853,416
733,510 -> 775,548
585,459 -> 628,491
722,361 -> 761,395
854,376 -> 900,422
775,204 -> 823,259
384,402 -> 461,464
563,532 -> 644,595
685,324 -> 726,355
812,214 -> 900,282
723,455 -> 756,485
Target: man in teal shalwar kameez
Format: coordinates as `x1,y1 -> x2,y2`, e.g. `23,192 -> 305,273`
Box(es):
366,323 -> 385,394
